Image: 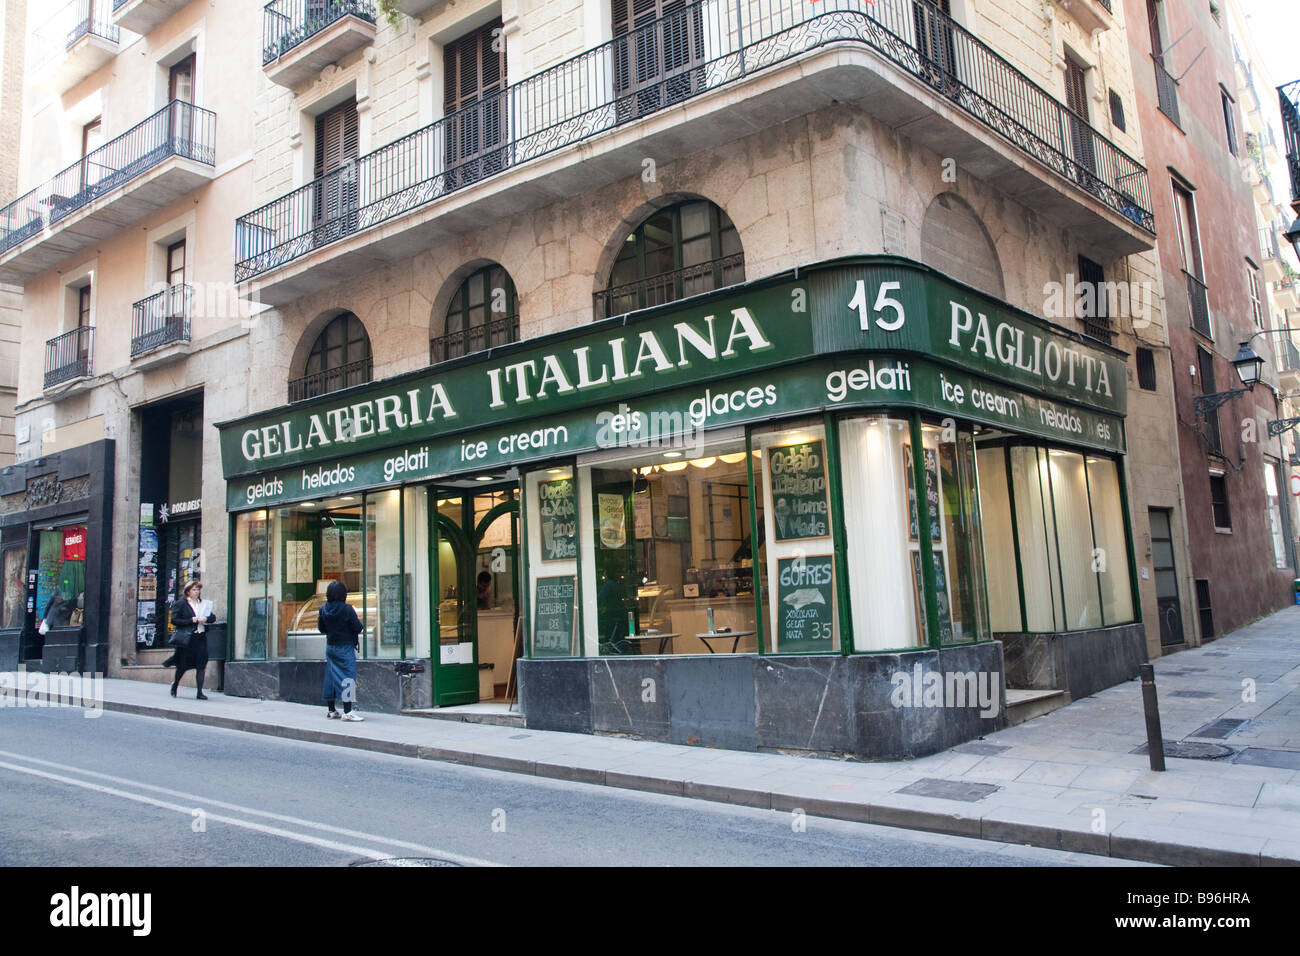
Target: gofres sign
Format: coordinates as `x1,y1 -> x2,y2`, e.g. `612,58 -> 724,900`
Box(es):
219,256 -> 1127,482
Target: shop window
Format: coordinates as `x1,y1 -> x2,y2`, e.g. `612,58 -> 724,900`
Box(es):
34,526 -> 87,631
233,490 -> 432,662
982,441 -> 1136,632
291,312 -> 372,402
432,264 -> 518,364
754,422 -> 839,654
3,544 -> 28,630
1209,473 -> 1230,530
573,433 -> 769,656
837,417 -> 925,650
526,467 -> 579,658
596,199 -> 744,318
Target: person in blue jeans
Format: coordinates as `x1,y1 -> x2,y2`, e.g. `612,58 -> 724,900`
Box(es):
318,580 -> 363,721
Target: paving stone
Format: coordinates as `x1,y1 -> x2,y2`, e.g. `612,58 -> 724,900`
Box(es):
895,777 -> 1000,802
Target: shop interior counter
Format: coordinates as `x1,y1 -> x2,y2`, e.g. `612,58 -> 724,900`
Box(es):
285,590 -> 375,659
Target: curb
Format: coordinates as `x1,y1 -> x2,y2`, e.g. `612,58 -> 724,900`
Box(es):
100,699 -> 1299,867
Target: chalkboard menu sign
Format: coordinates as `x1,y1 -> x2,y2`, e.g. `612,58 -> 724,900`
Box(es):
378,573 -> 411,648
905,444 -> 942,542
533,575 -> 576,657
767,439 -> 831,541
245,597 -> 270,658
932,550 -> 954,644
538,478 -> 578,560
775,555 -> 835,653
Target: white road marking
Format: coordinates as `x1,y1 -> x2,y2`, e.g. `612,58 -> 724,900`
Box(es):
0,749 -> 503,867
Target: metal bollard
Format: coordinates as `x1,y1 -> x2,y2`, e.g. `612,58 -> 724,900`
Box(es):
1140,663 -> 1165,772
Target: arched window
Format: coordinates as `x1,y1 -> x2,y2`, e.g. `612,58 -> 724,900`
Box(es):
597,199 -> 744,318
432,264 -> 518,364
290,312 -> 372,402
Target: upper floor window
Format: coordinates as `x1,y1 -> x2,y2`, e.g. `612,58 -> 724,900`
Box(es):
612,0 -> 706,121
1220,86 -> 1238,156
432,264 -> 518,364
444,19 -> 506,186
1247,262 -> 1264,330
596,199 -> 744,318
290,312 -> 372,402
77,284 -> 92,329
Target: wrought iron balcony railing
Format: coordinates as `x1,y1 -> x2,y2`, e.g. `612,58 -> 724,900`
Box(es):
429,314 -> 519,365
131,284 -> 192,357
68,0 -> 119,47
234,0 -> 1154,282
288,356 -> 372,403
1281,81 -> 1300,203
262,0 -> 376,66
1186,271 -> 1211,339
1154,56 -> 1181,127
595,253 -> 747,318
45,326 -> 95,389
0,101 -> 217,257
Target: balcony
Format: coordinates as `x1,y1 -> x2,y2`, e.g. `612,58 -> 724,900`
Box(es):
1055,0 -> 1114,35
1278,339 -> 1300,393
1186,271 -> 1211,339
395,0 -> 446,16
0,101 -> 217,285
1281,82 -> 1300,204
287,356 -> 372,403
1261,228 -> 1286,283
45,327 -> 95,392
595,254 -> 746,318
429,314 -> 518,365
1153,57 -> 1181,128
234,0 -> 1155,303
42,0 -> 120,94
262,0 -> 377,89
111,0 -> 192,35
130,284 -> 192,367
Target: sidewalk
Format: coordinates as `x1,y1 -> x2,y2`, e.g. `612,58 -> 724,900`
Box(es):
30,606 -> 1300,866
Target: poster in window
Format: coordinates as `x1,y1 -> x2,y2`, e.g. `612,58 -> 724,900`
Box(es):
286,540 -> 314,584
538,478 -> 578,560
321,527 -> 342,574
248,518 -> 270,583
904,443 -> 942,542
633,493 -> 652,540
532,575 -> 576,657
932,549 -> 954,643
343,529 -> 362,572
767,440 -> 830,541
62,527 -> 87,562
597,493 -> 627,549
137,572 -> 157,601
2,545 -> 26,629
774,554 -> 835,653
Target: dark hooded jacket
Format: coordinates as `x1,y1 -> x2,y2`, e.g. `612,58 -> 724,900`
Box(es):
318,581 -> 362,648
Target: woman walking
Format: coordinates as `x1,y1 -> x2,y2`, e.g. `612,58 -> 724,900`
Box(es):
170,580 -> 216,700
319,580 -> 363,721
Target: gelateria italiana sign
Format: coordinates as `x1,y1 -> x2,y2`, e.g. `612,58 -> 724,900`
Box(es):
219,256 -> 1127,484
228,355 -> 1126,510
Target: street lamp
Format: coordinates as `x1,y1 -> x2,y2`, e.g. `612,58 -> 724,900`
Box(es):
1286,209 -> 1300,261
1232,341 -> 1265,388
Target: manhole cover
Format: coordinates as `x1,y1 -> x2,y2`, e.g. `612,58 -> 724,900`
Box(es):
353,857 -> 462,867
1130,740 -> 1234,760
1189,718 -> 1248,739
896,777 -> 1000,802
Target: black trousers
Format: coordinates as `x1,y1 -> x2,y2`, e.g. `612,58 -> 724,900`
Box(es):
173,633 -> 210,692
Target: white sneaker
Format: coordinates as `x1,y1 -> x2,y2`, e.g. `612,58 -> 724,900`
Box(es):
341,712 -> 364,722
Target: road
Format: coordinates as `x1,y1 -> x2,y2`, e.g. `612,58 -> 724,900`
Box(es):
0,708 -> 1137,866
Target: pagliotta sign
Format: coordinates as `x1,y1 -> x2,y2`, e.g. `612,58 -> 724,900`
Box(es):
219,256 -> 1128,508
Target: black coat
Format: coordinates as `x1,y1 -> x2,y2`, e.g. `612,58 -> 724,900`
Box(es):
171,599 -> 216,632
318,600 -> 363,647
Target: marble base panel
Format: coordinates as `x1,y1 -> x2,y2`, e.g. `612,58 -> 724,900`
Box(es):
519,644 -> 1005,760
0,631 -> 19,672
999,624 -> 1147,700
224,660 -> 431,714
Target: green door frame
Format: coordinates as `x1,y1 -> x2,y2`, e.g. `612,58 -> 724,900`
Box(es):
429,485 -> 520,707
